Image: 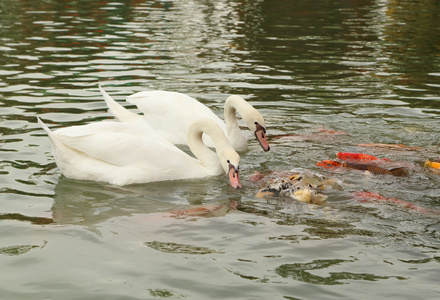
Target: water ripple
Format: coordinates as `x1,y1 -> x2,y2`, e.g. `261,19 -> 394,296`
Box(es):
0,0 -> 439,299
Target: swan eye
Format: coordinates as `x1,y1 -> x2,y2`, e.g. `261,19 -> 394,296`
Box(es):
227,160 -> 230,163
255,122 -> 266,133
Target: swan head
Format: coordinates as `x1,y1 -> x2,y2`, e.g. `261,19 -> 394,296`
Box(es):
253,121 -> 270,152
220,149 -> 241,189
244,112 -> 269,152
226,95 -> 270,152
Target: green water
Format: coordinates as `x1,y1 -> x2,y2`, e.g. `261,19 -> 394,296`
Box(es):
1,0 -> 439,299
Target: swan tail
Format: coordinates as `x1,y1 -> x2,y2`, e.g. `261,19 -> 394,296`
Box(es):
37,117 -> 69,152
37,117 -> 57,143
99,85 -> 146,125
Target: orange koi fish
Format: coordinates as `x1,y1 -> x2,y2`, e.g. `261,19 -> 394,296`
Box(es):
336,152 -> 386,161
352,192 -> 430,214
425,160 -> 440,170
316,160 -> 342,169
316,160 -> 408,176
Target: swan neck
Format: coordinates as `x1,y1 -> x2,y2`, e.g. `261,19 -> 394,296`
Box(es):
224,96 -> 254,151
187,120 -> 228,171
224,97 -> 239,129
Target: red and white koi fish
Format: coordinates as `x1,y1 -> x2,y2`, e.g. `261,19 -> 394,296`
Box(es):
352,191 -> 431,214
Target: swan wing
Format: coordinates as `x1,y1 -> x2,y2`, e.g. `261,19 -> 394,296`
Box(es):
127,91 -> 226,146
47,121 -> 208,185
53,121 -> 188,167
99,85 -> 154,130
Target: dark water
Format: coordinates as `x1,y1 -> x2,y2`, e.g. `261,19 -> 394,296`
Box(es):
1,0 -> 439,299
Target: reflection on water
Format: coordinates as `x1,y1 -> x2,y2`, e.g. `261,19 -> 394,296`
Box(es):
50,175 -> 241,225
1,0 -> 440,299
275,258 -> 407,285
0,242 -> 46,256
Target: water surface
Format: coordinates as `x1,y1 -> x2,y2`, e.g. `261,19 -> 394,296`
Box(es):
1,0 -> 439,299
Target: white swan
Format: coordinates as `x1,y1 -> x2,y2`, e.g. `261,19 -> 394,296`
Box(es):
37,117 -> 241,188
100,87 -> 270,152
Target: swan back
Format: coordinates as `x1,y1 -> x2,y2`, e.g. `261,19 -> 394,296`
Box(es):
125,90 -> 268,152
127,91 -> 225,145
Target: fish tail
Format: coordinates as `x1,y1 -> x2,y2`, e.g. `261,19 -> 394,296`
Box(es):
390,167 -> 409,177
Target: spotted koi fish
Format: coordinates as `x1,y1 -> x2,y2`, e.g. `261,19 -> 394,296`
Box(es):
336,152 -> 391,162
316,160 -> 408,176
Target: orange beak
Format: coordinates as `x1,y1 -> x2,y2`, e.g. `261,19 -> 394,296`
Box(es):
255,123 -> 270,152
228,163 -> 241,188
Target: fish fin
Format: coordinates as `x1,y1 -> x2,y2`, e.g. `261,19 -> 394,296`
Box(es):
390,167 -> 409,177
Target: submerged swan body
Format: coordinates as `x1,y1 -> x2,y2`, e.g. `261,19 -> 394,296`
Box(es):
38,117 -> 241,187
100,86 -> 269,152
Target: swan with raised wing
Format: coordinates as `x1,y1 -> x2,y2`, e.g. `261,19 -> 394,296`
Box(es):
37,117 -> 241,187
100,86 -> 269,152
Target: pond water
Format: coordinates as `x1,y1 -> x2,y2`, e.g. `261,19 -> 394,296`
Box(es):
1,0 -> 439,299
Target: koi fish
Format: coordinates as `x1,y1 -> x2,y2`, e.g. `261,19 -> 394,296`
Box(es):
249,170 -> 297,184
315,128 -> 348,135
170,201 -> 238,218
255,173 -> 339,204
336,152 -> 391,162
352,191 -> 430,214
425,160 -> 440,170
316,160 -> 342,169
316,160 -> 408,176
